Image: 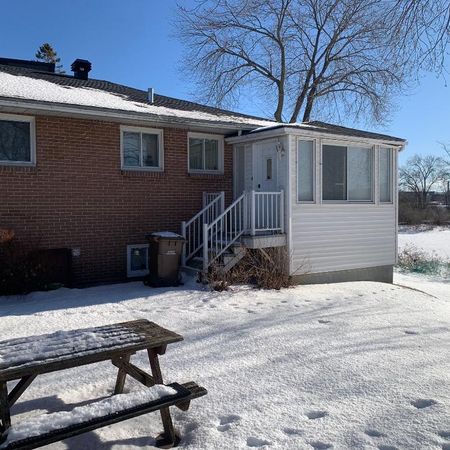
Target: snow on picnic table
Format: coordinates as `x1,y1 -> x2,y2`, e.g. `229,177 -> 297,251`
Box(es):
398,225 -> 450,260
0,274 -> 449,450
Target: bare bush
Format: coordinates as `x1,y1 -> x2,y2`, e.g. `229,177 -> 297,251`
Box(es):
397,244 -> 447,275
231,247 -> 291,290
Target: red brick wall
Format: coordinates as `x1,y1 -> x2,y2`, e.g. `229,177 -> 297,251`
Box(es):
0,115 -> 233,285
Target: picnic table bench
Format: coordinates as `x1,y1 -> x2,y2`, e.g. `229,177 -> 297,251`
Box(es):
0,319 -> 206,449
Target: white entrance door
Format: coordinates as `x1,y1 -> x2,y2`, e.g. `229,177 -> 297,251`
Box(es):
255,141 -> 278,192
253,141 -> 279,231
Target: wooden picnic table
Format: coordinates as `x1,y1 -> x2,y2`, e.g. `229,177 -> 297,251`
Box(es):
0,319 -> 206,450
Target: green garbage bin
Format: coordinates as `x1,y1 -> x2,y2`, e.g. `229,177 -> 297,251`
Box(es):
145,232 -> 185,287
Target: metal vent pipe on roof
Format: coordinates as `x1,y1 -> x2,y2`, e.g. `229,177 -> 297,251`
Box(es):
148,88 -> 154,104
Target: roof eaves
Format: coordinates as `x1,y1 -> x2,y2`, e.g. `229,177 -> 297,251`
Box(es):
0,96 -> 264,131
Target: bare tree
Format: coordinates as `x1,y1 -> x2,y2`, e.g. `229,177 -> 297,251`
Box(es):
387,1 -> 450,72
176,0 -> 449,123
399,155 -> 447,208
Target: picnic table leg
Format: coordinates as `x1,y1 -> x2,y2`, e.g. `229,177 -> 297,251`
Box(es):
147,349 -> 179,449
0,381 -> 11,433
114,354 -> 131,394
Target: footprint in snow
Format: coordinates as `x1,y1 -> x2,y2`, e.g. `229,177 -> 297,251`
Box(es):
404,330 -> 419,335
438,431 -> 450,439
217,414 -> 241,431
378,446 -> 399,450
306,410 -> 328,420
365,429 -> 385,438
318,319 -> 331,324
283,428 -> 303,436
309,441 -> 332,449
247,310 -> 256,314
411,399 -> 437,409
247,437 -> 271,447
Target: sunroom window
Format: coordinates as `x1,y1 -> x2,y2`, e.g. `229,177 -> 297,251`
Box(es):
322,144 -> 373,202
188,134 -> 223,173
0,116 -> 34,165
121,127 -> 163,170
379,147 -> 393,202
297,140 -> 315,202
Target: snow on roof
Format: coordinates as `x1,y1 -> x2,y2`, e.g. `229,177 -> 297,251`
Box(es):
0,71 -> 275,128
248,121 -> 406,143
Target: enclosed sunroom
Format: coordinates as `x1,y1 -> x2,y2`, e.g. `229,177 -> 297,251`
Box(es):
182,122 -> 406,284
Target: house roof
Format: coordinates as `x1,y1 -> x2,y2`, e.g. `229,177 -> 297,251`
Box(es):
248,122 -> 406,143
0,62 -> 275,129
0,59 -> 406,143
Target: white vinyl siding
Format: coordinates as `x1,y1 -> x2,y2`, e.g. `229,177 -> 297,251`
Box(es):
0,114 -> 35,166
289,139 -> 397,276
121,126 -> 163,171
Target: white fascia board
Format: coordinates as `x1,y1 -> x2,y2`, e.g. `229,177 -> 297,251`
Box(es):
226,126 -> 407,149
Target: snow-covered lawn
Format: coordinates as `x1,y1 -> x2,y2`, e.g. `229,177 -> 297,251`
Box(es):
398,226 -> 450,261
0,273 -> 449,450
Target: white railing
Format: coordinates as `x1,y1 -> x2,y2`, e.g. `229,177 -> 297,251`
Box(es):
249,190 -> 285,235
203,193 -> 247,271
202,190 -> 284,271
203,192 -> 224,209
181,192 -> 225,265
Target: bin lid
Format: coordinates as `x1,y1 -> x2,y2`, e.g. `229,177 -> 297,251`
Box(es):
147,231 -> 185,241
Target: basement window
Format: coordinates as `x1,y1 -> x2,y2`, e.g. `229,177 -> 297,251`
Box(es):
121,126 -> 164,170
127,244 -> 149,277
188,132 -> 224,173
0,114 -> 35,166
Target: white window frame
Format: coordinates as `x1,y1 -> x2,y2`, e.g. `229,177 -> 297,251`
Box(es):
187,132 -> 224,174
126,244 -> 149,277
120,125 -> 164,171
0,113 -> 36,167
379,145 -> 394,204
321,140 -> 375,204
296,138 -> 316,204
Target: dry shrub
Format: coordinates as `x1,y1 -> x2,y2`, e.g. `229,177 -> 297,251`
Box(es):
0,228 -> 15,244
397,244 -> 447,276
0,232 -> 49,295
204,263 -> 232,292
231,247 -> 291,290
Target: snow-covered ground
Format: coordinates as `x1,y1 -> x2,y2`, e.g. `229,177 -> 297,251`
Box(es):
398,226 -> 450,261
0,272 -> 449,450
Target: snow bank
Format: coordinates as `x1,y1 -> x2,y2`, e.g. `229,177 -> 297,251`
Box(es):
398,225 -> 450,260
0,72 -> 275,127
0,385 -> 176,447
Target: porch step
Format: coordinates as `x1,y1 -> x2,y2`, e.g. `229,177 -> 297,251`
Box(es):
221,246 -> 246,273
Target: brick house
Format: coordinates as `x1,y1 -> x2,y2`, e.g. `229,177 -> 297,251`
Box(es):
0,57 -> 406,287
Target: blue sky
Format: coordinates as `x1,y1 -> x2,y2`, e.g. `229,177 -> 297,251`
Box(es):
1,0 -> 449,164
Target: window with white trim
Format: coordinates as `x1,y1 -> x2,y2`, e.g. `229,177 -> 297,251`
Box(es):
297,139 -> 315,202
121,127 -> 163,170
379,147 -> 393,203
188,133 -> 223,173
0,115 -> 35,165
322,144 -> 373,202
127,244 -> 149,277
